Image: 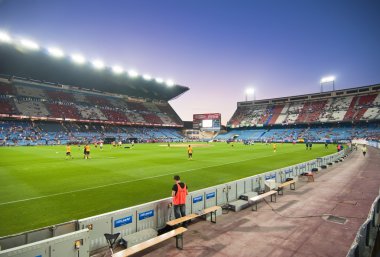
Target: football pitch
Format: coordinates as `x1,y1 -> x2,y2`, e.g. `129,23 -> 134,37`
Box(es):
0,142 -> 335,236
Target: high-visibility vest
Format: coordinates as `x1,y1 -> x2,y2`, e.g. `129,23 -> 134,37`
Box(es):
173,183 -> 187,205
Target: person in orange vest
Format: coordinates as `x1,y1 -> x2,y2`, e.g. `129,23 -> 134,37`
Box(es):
171,175 -> 189,227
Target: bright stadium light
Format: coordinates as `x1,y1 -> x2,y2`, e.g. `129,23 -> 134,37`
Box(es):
155,77 -> 164,84
320,76 -> 336,92
20,39 -> 40,50
166,79 -> 175,87
112,65 -> 124,74
245,88 -> 255,101
0,31 -> 12,43
128,69 -> 139,78
143,74 -> 152,81
47,47 -> 64,58
92,59 -> 105,70
71,54 -> 86,64
320,76 -> 335,83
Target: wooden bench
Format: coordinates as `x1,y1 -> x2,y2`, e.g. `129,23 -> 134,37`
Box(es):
249,190 -> 277,211
166,213 -> 198,227
112,227 -> 187,257
167,205 -> 222,227
196,205 -> 221,223
277,180 -> 296,195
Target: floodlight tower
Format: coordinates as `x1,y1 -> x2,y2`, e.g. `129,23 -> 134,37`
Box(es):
320,76 -> 335,92
245,88 -> 255,101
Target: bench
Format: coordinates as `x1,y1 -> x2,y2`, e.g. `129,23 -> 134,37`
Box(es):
196,205 -> 221,223
277,180 -> 296,195
167,205 -> 222,227
120,228 -> 157,248
112,227 -> 187,257
249,190 -> 277,211
301,172 -> 314,182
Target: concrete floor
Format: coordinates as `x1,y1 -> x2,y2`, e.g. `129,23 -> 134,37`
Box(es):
108,147 -> 380,257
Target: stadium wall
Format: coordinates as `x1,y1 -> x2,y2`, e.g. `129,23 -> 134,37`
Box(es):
0,150 -> 348,256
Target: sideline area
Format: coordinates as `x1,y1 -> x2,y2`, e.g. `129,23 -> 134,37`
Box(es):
105,147 -> 380,257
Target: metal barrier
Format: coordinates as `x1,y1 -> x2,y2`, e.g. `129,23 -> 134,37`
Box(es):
0,220 -> 77,251
368,141 -> 380,149
346,195 -> 380,257
0,151 -> 347,256
0,229 -> 89,257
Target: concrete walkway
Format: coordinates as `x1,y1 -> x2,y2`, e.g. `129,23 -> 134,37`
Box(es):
111,147 -> 380,257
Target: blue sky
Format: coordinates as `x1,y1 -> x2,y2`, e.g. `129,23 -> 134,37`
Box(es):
0,0 -> 379,124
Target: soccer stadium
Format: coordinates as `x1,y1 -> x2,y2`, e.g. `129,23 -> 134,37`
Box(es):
1,2 -> 380,257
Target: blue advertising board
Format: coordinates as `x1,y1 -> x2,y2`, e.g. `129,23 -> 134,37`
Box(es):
193,195 -> 203,204
114,216 -> 133,228
206,192 -> 215,199
138,210 -> 154,221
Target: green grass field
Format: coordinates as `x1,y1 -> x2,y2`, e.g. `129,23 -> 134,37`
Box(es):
0,142 -> 335,236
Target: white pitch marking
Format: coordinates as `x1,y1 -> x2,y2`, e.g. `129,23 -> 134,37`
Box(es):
0,152 -> 291,206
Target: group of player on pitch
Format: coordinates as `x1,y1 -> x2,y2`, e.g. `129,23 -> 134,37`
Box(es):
65,143 -> 93,160
65,142 -> 194,160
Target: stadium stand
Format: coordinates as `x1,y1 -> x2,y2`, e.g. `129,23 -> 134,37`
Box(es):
220,85 -> 380,142
46,103 -> 82,120
14,99 -> 50,117
0,75 -> 186,145
0,77 -> 184,126
0,97 -> 17,115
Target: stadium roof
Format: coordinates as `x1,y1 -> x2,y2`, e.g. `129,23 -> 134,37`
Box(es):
0,42 -> 189,101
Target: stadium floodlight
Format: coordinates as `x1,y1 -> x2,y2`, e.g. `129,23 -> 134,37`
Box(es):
128,69 -> 139,78
320,76 -> 335,83
71,54 -> 86,64
20,39 -> 40,50
320,76 -> 336,92
166,79 -> 175,87
47,47 -> 64,58
245,88 -> 255,95
112,65 -> 124,74
155,77 -> 164,84
245,88 -> 255,101
143,74 -> 152,81
0,31 -> 12,43
92,59 -> 105,70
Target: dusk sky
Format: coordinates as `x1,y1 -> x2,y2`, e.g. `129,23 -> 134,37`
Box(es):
0,0 -> 379,124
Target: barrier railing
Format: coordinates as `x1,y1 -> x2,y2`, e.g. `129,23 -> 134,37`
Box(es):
0,150 -> 348,256
346,195 -> 380,257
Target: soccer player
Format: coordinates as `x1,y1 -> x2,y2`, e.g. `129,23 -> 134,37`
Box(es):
99,142 -> 103,150
65,144 -> 73,160
325,142 -> 328,149
273,143 -> 277,153
84,144 -> 91,159
171,175 -> 188,227
187,145 -> 193,160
